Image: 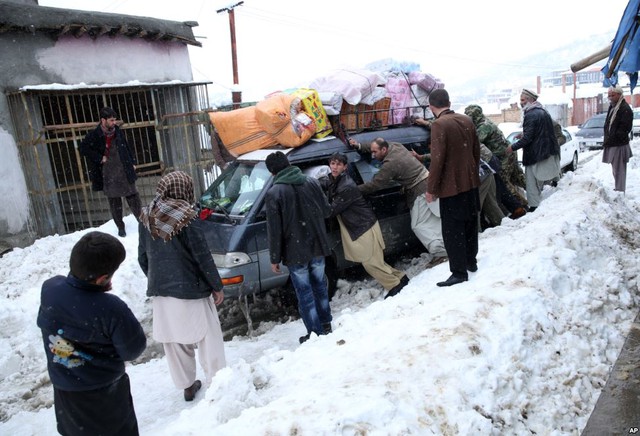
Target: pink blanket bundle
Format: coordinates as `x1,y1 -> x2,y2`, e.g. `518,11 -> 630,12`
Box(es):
386,75 -> 412,124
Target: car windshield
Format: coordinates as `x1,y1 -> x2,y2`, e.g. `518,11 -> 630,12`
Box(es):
634,111 -> 640,120
582,116 -> 605,129
199,161 -> 270,216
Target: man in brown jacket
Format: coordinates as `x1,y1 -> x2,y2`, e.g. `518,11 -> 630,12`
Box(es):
426,89 -> 481,286
349,137 -> 447,263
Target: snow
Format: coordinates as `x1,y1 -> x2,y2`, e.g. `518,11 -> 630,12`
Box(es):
0,127 -> 29,233
1,144 -> 639,434
20,79 -> 197,91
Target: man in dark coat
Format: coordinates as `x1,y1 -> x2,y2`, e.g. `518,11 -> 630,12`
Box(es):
265,151 -> 333,344
37,231 -> 146,436
427,89 -> 481,287
506,89 -> 561,212
603,85 -> 633,192
319,153 -> 409,299
79,107 -> 142,237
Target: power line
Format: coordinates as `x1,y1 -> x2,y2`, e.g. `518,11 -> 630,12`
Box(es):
235,5 -> 589,73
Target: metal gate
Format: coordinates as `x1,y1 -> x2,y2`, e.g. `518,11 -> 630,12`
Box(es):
6,82 -> 221,238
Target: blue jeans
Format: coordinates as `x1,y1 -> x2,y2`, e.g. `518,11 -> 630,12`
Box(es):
288,256 -> 332,335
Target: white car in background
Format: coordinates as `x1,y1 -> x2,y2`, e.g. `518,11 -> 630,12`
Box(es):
506,127 -> 579,172
633,108 -> 640,137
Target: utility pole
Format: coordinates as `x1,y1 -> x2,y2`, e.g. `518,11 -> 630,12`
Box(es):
217,1 -> 244,108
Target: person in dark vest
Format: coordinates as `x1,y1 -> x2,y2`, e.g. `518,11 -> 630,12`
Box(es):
80,107 -> 142,237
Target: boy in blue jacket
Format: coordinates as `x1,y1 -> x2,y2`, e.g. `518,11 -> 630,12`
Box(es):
37,231 -> 147,435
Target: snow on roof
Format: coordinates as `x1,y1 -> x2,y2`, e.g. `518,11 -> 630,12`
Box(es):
17,80 -> 211,92
0,1 -> 201,47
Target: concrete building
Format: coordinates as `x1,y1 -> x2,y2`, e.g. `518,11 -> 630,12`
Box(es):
0,0 -> 216,251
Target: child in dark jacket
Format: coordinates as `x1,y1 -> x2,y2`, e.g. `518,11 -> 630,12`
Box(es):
37,231 -> 146,436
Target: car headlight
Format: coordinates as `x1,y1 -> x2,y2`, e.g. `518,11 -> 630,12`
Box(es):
212,252 -> 252,268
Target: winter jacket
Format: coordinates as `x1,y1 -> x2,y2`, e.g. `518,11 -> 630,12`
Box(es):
473,116 -> 511,161
604,98 -> 633,148
427,110 -> 481,199
358,141 -> 429,208
265,165 -> 332,266
319,171 -> 377,242
138,219 -> 223,299
36,274 -> 146,392
79,124 -> 137,191
511,106 -> 560,166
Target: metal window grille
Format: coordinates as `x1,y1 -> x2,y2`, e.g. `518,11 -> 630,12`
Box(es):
6,82 -> 220,238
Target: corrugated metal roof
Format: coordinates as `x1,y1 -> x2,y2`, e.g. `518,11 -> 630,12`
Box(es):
0,1 -> 202,47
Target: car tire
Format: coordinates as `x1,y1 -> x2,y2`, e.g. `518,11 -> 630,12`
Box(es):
568,151 -> 578,172
280,280 -> 299,311
325,256 -> 339,301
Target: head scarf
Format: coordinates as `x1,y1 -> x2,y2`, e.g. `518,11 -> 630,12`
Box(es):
607,90 -> 625,131
140,171 -> 197,241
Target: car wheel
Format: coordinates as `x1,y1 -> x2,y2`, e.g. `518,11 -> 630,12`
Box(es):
325,256 -> 339,301
280,279 -> 299,311
568,151 -> 578,172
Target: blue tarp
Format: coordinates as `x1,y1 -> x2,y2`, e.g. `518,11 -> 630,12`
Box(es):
602,0 -> 640,88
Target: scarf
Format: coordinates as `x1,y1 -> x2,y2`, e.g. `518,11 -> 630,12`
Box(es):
607,96 -> 624,131
273,165 -> 306,185
140,171 -> 197,241
101,124 -> 115,157
522,100 -> 543,113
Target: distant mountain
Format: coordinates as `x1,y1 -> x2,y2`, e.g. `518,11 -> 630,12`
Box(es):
450,32 -> 615,101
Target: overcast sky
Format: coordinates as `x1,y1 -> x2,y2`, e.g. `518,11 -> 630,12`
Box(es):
39,0 -> 629,100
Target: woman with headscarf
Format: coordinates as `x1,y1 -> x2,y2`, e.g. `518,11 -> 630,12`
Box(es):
138,171 -> 226,402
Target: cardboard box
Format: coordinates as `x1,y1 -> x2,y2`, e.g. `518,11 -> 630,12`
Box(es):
291,88 -> 333,139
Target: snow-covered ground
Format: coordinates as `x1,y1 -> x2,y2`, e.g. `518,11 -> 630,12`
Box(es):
1,144 -> 638,435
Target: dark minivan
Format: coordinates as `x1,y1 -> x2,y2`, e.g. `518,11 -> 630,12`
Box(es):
197,126 -> 431,298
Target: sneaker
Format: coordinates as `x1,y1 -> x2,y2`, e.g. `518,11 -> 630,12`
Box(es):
184,380 -> 202,401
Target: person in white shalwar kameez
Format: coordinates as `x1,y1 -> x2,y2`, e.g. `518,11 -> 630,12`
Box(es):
138,171 -> 226,402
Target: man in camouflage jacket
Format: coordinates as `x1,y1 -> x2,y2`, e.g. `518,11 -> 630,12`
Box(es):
465,104 -> 528,216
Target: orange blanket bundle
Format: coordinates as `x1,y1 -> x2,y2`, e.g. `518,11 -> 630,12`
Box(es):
209,107 -> 278,156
